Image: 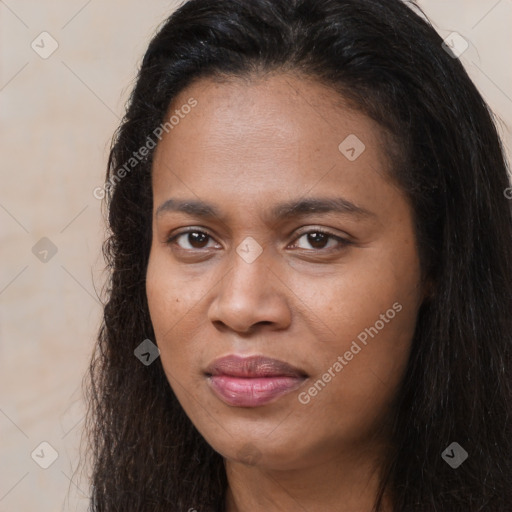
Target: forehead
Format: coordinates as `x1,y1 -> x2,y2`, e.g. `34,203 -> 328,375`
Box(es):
151,72 -> 392,208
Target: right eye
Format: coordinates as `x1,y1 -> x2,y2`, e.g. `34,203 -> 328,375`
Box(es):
166,228 -> 220,251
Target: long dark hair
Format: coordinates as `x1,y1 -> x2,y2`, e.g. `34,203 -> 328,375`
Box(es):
84,0 -> 512,510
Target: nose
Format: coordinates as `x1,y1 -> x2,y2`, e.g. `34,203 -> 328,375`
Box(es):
207,247 -> 292,334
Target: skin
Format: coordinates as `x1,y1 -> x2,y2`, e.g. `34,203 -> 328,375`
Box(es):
146,72 -> 425,512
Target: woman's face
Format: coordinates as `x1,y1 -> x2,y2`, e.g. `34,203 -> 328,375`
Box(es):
146,73 -> 424,470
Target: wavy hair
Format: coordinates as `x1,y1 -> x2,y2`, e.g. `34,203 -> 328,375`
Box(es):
84,0 -> 512,510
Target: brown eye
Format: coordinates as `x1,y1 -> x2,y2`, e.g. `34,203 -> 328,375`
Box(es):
292,229 -> 348,251
168,230 -> 217,250
305,232 -> 330,249
186,231 -> 209,248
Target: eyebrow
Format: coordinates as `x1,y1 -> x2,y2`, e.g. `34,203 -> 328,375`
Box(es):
155,197 -> 375,222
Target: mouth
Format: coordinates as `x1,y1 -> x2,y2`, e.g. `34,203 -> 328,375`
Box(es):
205,354 -> 308,407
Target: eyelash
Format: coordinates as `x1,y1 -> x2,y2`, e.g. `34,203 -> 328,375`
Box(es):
165,227 -> 351,253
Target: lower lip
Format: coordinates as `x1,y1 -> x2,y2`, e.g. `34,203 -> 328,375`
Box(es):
208,375 -> 306,407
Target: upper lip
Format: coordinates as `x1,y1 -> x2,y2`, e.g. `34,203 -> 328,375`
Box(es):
205,355 -> 308,378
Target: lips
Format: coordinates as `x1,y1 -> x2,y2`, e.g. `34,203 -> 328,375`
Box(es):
205,355 -> 308,407
206,354 -> 308,379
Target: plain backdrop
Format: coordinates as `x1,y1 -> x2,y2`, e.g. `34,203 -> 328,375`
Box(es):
1,1 -> 511,511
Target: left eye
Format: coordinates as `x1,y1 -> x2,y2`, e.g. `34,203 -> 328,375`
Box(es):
291,230 -> 347,251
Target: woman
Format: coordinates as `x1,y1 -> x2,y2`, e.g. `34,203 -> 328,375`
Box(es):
85,0 -> 512,510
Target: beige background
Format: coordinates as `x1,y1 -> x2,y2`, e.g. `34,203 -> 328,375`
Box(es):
1,1 -> 511,511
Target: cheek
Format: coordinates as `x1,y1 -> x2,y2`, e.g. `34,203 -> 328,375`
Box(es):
290,235 -> 421,393
289,240 -> 421,346
146,253 -> 177,335
297,311 -> 414,447
145,247 -> 215,392
293,277 -> 418,447
146,244 -> 210,333
146,250 -> 193,357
